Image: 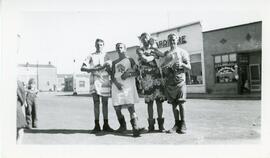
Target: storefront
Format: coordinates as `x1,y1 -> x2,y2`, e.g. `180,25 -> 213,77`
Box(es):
203,21 -> 261,94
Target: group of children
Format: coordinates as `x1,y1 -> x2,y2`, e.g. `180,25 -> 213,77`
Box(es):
16,32 -> 191,142
81,33 -> 191,137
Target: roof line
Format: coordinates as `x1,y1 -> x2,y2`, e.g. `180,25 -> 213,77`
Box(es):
203,21 -> 262,33
151,21 -> 201,35
18,64 -> 56,68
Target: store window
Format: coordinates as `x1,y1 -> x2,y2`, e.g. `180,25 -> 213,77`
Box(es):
214,53 -> 238,83
186,54 -> 203,85
79,81 -> 85,87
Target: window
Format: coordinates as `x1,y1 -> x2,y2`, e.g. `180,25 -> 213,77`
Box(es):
214,53 -> 238,83
186,54 -> 203,85
229,54 -> 236,62
215,56 -> 221,63
221,55 -> 228,62
79,81 -> 85,87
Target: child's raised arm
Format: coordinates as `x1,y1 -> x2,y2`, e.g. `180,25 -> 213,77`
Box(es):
151,48 -> 167,57
136,48 -> 155,62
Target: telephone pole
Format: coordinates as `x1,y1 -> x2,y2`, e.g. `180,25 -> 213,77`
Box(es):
37,60 -> 39,90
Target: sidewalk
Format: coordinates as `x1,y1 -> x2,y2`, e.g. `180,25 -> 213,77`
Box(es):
52,91 -> 261,100
187,92 -> 261,100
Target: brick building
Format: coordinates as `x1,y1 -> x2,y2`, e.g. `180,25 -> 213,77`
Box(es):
203,21 -> 261,95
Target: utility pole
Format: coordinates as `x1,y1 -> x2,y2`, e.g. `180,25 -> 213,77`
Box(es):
16,34 -> 21,55
73,59 -> 77,95
37,60 -> 39,90
167,10 -> 170,29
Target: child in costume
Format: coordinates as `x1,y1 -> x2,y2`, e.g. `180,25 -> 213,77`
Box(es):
81,38 -> 114,133
111,43 -> 143,137
153,33 -> 191,134
136,33 -> 166,132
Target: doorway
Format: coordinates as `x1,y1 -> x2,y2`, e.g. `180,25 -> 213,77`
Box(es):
238,54 -> 250,94
249,64 -> 261,92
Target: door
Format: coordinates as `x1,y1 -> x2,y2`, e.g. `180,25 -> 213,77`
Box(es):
249,64 -> 261,92
238,53 -> 250,94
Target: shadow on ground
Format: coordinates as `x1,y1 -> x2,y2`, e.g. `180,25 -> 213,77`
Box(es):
25,129 -> 90,134
25,128 -> 153,138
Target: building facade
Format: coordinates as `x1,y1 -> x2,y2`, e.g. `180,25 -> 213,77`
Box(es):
57,74 -> 73,91
203,21 -> 261,94
73,73 -> 90,95
17,63 -> 57,91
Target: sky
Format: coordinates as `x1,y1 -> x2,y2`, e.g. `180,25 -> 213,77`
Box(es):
15,0 -> 266,74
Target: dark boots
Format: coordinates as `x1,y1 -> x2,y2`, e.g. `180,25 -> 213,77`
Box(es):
116,118 -> 127,133
179,120 -> 186,134
130,117 -> 141,137
32,121 -> 38,128
148,118 -> 155,132
91,120 -> 114,133
166,120 -> 181,134
157,118 -> 165,132
148,118 -> 165,132
166,120 -> 186,134
103,119 -> 114,132
91,120 -> 101,133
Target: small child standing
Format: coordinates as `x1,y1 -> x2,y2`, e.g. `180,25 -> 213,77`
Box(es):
111,43 -> 143,137
25,78 -> 39,128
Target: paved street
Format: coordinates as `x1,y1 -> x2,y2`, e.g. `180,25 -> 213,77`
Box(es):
22,92 -> 261,145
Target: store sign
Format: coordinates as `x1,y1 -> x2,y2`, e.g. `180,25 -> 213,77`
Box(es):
156,35 -> 187,48
215,63 -> 238,83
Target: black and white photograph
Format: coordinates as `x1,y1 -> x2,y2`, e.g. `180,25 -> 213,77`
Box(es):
1,0 -> 270,158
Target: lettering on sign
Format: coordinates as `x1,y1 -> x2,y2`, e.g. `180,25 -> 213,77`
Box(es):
156,35 -> 187,48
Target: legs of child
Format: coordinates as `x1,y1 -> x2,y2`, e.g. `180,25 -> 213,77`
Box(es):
114,106 -> 127,132
32,99 -> 38,128
147,101 -> 155,132
167,103 -> 182,134
25,104 -> 32,129
179,103 -> 186,133
128,105 -> 142,137
92,93 -> 101,133
156,100 -> 165,132
101,96 -> 114,132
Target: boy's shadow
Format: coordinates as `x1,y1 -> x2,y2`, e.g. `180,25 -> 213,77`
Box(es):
92,129 -> 148,138
24,128 -> 149,138
24,129 -> 90,134
91,130 -> 133,137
